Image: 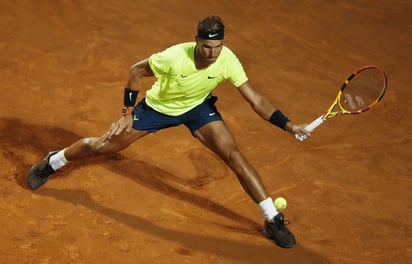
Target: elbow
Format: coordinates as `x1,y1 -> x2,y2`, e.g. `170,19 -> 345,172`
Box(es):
129,63 -> 142,78
130,58 -> 152,77
127,59 -> 152,87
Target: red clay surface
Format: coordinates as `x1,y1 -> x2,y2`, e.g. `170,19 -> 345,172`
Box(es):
1,1 -> 411,263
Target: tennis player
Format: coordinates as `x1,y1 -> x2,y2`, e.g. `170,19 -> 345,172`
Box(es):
27,16 -> 310,248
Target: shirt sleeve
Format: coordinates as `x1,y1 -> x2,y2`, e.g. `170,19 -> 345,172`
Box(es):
148,47 -> 174,78
224,48 -> 248,87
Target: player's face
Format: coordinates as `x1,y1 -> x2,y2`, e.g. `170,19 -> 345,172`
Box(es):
195,38 -> 224,67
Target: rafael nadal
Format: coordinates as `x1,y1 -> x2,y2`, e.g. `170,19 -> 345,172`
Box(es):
27,16 -> 310,248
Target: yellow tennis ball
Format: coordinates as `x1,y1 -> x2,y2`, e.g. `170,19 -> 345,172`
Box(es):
274,197 -> 287,211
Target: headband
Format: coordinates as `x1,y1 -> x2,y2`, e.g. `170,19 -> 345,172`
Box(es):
197,29 -> 224,40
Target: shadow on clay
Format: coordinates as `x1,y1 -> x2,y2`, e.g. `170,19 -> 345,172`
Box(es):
0,117 -> 329,263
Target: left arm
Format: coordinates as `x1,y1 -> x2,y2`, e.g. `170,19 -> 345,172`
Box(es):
237,81 -> 309,136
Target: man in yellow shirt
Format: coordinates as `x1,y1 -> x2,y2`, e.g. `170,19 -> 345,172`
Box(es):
27,16 -> 310,248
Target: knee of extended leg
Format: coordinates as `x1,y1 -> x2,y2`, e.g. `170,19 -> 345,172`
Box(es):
96,141 -> 118,155
81,138 -> 113,155
227,150 -> 243,164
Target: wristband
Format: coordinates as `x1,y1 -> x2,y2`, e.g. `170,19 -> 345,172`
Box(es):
269,110 -> 290,130
124,87 -> 138,107
122,107 -> 133,116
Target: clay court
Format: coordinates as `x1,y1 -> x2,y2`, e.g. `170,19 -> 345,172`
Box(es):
1,1 -> 411,263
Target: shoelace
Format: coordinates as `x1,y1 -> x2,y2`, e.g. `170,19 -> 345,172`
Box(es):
275,218 -> 291,232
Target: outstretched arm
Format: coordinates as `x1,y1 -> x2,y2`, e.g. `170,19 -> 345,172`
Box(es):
237,81 -> 310,137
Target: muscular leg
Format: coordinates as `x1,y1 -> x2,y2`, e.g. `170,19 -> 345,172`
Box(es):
64,120 -> 150,161
193,121 -> 268,203
27,116 -> 150,191
195,121 -> 296,248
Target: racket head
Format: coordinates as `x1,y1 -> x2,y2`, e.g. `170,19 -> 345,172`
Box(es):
338,65 -> 388,114
297,65 -> 388,142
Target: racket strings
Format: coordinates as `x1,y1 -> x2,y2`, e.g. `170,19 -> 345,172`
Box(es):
340,68 -> 386,112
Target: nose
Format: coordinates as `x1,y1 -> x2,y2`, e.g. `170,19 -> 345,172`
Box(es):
211,47 -> 217,57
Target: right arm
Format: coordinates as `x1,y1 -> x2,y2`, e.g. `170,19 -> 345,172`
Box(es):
108,58 -> 154,137
126,58 -> 154,90
122,58 -> 154,114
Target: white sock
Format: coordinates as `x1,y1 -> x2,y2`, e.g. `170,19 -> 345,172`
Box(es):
49,149 -> 68,171
259,197 -> 278,221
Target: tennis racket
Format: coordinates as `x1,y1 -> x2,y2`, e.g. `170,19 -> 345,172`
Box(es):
295,65 -> 388,141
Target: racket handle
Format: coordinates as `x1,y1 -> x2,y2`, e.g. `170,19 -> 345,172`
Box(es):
305,115 -> 324,132
295,115 -> 324,141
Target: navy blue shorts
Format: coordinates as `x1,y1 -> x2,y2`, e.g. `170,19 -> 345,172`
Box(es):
132,96 -> 222,135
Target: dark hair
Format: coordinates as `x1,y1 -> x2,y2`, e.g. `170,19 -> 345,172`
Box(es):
197,16 -> 225,40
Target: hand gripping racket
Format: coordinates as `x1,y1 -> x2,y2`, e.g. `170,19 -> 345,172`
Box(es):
295,65 -> 388,141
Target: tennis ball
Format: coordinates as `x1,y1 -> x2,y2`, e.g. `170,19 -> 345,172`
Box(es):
274,197 -> 287,211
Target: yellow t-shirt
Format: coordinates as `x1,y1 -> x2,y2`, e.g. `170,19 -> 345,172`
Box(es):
146,42 -> 248,116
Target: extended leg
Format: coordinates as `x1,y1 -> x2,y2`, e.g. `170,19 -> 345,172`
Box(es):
193,121 -> 296,248
193,121 -> 268,203
27,117 -> 149,190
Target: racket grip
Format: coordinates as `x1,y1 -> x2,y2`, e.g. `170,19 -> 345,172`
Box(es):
305,115 -> 324,132
294,115 -> 324,141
